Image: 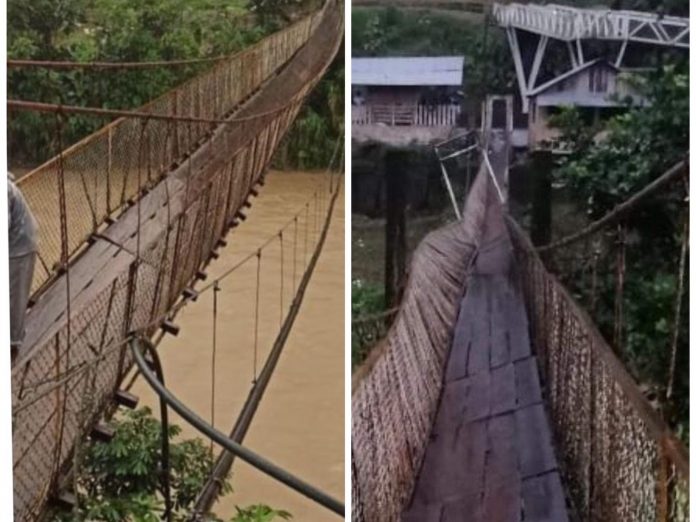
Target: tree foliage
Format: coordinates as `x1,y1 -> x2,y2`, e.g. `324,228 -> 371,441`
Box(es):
8,0 -> 339,172
277,52 -> 344,170
49,408 -> 290,522
549,62 -> 689,430
352,7 -> 514,102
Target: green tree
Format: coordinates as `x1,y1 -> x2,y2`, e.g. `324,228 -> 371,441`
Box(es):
50,408 -> 291,522
549,62 -> 689,430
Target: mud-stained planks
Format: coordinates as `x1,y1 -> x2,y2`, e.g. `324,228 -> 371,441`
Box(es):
402,251 -> 569,521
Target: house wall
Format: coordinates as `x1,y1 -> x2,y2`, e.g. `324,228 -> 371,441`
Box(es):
529,64 -> 646,149
352,85 -> 461,106
536,64 -> 644,108
366,86 -> 422,106
528,102 -> 562,146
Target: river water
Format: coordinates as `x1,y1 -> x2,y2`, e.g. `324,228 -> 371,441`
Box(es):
130,170 -> 345,520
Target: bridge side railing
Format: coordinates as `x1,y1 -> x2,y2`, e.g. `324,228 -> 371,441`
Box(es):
351,169 -> 489,522
17,10 -> 323,297
507,218 -> 688,522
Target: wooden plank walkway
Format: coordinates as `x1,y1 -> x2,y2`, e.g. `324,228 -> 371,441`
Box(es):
402,181 -> 569,521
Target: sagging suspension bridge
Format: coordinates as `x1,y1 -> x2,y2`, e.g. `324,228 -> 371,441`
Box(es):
352,3 -> 689,520
352,131 -> 689,522
9,1 -> 344,520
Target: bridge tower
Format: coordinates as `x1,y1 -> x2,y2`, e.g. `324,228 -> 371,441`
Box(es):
492,3 -> 689,113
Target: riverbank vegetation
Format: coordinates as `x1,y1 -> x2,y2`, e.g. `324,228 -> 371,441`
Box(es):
49,408 -> 291,522
548,61 -> 689,437
8,0 -> 342,171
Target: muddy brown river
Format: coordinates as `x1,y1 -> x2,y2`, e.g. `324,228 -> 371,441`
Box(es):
130,170 -> 345,520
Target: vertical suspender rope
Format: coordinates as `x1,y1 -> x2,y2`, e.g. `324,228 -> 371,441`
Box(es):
293,216 -> 298,293
253,249 -> 262,383
666,215 -> 688,400
613,223 -> 626,353
280,232 -> 285,327
304,203 -> 309,269
211,281 -> 220,458
53,111 -> 71,481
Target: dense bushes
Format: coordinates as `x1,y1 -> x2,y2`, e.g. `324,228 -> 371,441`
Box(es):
8,0 -> 342,171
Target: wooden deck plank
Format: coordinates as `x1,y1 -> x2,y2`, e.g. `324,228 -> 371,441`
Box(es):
410,420 -> 487,506
515,356 -> 542,408
464,277 -> 491,377
521,472 -> 569,522
402,503 -> 443,522
445,297 -> 474,382
490,363 -> 516,416
490,276 -> 511,368
406,176 -> 570,521
482,481 -> 521,522
441,491 -> 483,522
434,371 -> 490,435
506,286 -> 531,362
484,412 -> 518,488
516,403 -> 558,479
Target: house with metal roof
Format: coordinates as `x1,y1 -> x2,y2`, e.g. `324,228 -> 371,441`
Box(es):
352,56 -> 466,130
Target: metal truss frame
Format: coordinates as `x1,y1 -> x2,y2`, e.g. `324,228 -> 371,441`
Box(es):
493,2 -> 689,112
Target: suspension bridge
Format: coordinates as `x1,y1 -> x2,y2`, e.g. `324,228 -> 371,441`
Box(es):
352,3 -> 689,521
9,1 -> 344,520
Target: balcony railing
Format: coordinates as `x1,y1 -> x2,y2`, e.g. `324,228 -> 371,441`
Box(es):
352,104 -> 462,127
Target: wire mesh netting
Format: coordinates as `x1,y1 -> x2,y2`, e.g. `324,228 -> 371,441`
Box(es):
17,9 -> 326,298
509,220 -> 689,522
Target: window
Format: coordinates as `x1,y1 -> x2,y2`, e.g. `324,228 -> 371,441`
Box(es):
589,67 -> 608,93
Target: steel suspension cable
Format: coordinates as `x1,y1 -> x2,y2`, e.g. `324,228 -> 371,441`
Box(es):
537,158 -> 687,252
138,341 -> 174,522
130,338 -> 345,517
211,281 -> 220,459
280,232 -> 285,327
253,250 -> 262,383
191,168 -> 343,517
8,56 -> 228,69
8,98 -> 296,126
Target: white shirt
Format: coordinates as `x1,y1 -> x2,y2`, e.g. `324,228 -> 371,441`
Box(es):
8,174 -> 38,258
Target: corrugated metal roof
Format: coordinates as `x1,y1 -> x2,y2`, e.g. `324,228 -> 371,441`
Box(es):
352,56 -> 465,86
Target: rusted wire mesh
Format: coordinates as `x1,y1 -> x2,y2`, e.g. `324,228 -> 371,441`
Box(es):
351,167 -> 489,522
11,3 -> 343,520
351,307 -> 398,367
352,162 -> 688,521
508,219 -> 689,522
17,8 -> 326,298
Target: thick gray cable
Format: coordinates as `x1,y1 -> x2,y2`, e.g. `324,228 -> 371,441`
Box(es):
130,338 -> 345,517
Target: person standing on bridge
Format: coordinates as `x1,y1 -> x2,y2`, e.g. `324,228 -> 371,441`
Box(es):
7,173 -> 38,358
